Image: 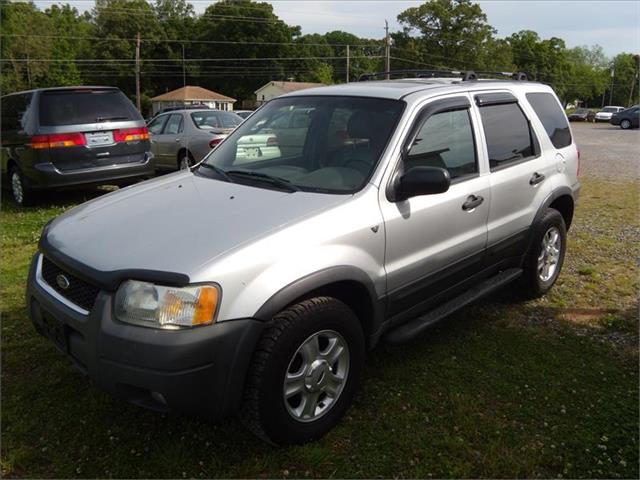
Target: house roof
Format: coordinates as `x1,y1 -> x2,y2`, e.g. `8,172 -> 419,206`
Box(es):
151,85 -> 236,102
255,81 -> 325,94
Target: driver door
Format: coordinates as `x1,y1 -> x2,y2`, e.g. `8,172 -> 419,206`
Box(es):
379,95 -> 490,318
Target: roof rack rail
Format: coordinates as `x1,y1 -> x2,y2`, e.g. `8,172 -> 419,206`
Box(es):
357,69 -> 528,82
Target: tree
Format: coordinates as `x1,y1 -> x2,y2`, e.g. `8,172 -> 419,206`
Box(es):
610,53 -> 640,107
395,0 -> 498,71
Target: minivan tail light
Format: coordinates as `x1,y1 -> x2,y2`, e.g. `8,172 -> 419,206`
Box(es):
209,138 -> 223,149
31,133 -> 87,149
113,127 -> 149,142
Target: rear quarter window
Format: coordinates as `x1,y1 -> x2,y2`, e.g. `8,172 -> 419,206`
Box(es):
526,92 -> 572,149
39,89 -> 141,126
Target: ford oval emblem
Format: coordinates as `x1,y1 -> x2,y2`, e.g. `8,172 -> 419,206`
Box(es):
56,274 -> 70,290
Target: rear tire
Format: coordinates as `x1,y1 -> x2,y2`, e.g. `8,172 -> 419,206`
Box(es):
241,296 -> 365,445
518,208 -> 567,298
8,165 -> 36,207
178,152 -> 194,170
620,119 -> 631,130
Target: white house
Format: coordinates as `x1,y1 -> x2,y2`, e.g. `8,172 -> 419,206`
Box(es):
254,81 -> 325,104
150,85 -> 236,114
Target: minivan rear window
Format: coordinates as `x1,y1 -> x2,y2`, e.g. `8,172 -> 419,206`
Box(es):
39,89 -> 141,126
526,92 -> 572,149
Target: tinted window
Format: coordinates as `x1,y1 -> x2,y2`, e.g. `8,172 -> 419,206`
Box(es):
406,109 -> 477,179
478,103 -> 536,170
202,96 -> 403,194
39,89 -> 140,126
1,93 -> 32,132
164,114 -> 183,135
148,115 -> 168,135
526,92 -> 571,149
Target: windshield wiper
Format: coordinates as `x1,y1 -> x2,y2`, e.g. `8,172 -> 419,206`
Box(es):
197,163 -> 233,182
225,170 -> 299,192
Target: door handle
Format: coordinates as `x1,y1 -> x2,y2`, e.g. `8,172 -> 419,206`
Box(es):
530,172 -> 545,185
462,195 -> 484,211
175,138 -> 181,142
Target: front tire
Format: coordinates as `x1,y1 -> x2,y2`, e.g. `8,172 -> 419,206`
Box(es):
519,208 -> 567,298
241,297 -> 365,445
178,152 -> 194,170
620,119 -> 632,130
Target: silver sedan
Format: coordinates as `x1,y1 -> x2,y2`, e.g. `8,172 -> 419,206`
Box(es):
147,109 -> 242,170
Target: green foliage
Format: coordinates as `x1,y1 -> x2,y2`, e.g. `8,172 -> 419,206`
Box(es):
0,0 -> 636,108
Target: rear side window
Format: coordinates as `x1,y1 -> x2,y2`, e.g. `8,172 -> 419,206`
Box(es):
39,89 -> 141,126
1,93 -> 33,132
219,112 -> 241,128
478,103 -> 537,170
406,109 -> 477,180
164,114 -> 183,135
526,92 -> 572,149
148,115 -> 168,134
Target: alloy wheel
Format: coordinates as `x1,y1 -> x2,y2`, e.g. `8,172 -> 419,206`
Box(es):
537,226 -> 561,282
11,171 -> 24,204
283,329 -> 350,423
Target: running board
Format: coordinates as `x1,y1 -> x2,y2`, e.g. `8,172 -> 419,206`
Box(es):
384,268 -> 523,345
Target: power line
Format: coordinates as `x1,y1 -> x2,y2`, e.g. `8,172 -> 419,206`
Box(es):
0,55 -> 383,63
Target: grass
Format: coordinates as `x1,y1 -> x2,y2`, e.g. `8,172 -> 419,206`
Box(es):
1,178 -> 638,478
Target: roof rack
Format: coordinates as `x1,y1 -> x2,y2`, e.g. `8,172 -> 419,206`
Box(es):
357,69 -> 528,82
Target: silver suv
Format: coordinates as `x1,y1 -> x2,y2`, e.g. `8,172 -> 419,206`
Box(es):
26,73 -> 580,445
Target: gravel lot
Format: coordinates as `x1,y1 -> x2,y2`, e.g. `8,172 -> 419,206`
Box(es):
571,122 -> 640,180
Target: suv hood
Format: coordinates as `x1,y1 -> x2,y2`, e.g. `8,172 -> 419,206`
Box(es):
43,172 -> 347,281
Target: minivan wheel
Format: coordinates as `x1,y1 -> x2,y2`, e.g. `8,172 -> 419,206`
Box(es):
620,119 -> 631,130
241,296 -> 365,445
519,208 -> 567,298
8,166 -> 35,206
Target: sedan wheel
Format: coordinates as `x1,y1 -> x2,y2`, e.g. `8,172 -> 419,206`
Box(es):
620,119 -> 631,130
179,156 -> 192,170
11,170 -> 24,205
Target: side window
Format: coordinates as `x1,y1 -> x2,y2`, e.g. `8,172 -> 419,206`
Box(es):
148,115 -> 168,135
219,112 -> 241,128
164,114 -> 183,135
1,93 -> 32,132
526,92 -> 571,149
478,102 -> 537,170
405,109 -> 477,180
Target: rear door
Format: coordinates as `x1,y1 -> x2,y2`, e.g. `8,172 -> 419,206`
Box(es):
37,88 -> 149,172
155,113 -> 184,168
147,114 -> 169,162
473,91 -> 554,265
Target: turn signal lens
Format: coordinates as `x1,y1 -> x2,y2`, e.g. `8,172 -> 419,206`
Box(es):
115,280 -> 220,329
113,127 -> 149,142
31,133 -> 87,149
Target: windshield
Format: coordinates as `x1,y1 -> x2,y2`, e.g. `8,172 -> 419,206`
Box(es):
199,96 -> 404,194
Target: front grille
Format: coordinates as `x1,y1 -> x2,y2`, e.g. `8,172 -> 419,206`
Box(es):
41,257 -> 100,312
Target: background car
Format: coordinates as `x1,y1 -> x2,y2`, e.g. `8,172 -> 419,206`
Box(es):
610,105 -> 640,129
594,106 -> 625,122
234,110 -> 255,120
147,109 -> 242,170
567,107 -> 595,122
1,86 -> 154,206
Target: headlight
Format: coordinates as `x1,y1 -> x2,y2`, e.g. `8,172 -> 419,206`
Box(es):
114,280 -> 220,329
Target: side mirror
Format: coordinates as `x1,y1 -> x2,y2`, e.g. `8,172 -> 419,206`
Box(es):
394,166 -> 451,201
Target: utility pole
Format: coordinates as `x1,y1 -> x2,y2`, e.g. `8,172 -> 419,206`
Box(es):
346,44 -> 350,83
384,20 -> 390,79
182,43 -> 186,87
608,67 -> 615,105
135,32 -> 141,112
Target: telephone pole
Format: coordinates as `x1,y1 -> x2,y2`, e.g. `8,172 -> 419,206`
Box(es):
135,32 -> 141,112
182,43 -> 186,87
346,44 -> 350,83
384,20 -> 390,79
608,67 -> 614,105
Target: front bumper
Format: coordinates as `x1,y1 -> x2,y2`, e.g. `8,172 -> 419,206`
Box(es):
25,152 -> 156,190
26,253 -> 263,419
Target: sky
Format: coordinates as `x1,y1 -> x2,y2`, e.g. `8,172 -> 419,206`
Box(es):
33,0 -> 640,58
